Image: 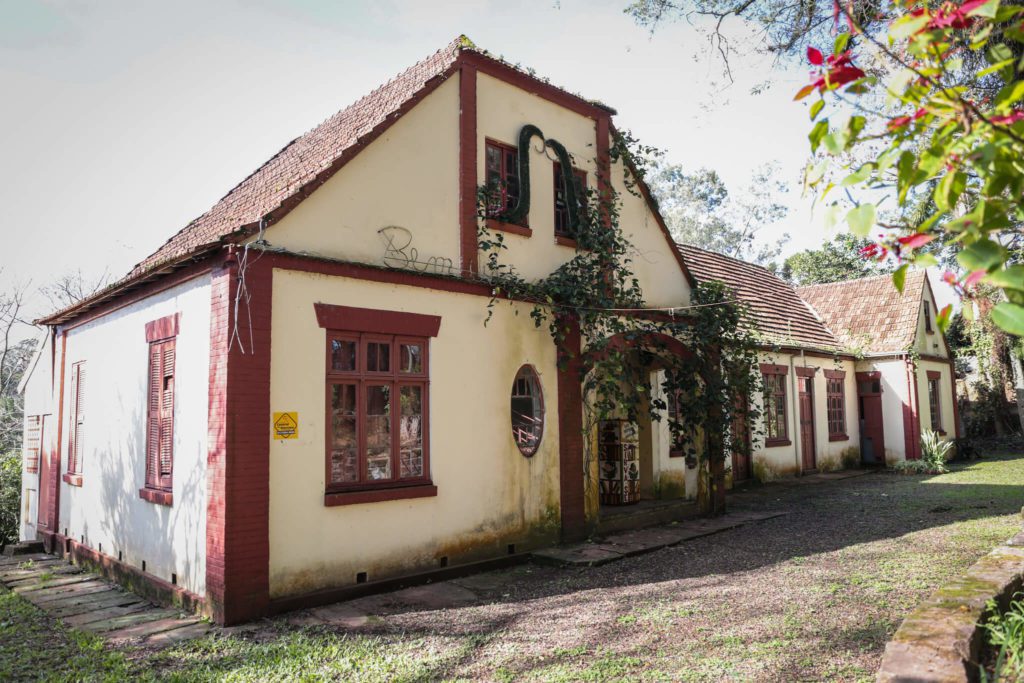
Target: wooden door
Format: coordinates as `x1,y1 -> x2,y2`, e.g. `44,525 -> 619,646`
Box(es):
730,397 -> 752,482
798,377 -> 816,471
36,416 -> 49,529
856,373 -> 885,465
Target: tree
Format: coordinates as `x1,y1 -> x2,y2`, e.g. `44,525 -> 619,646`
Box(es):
647,161 -> 791,267
782,233 -> 893,285
797,1 -> 1024,336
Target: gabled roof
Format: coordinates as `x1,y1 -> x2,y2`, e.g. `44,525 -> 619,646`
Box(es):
39,35 -> 650,326
677,244 -> 842,352
796,271 -> 927,355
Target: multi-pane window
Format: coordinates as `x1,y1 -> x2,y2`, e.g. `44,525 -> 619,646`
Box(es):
553,163 -> 587,238
67,362 -> 85,476
145,339 -> 175,491
326,333 -> 429,490
485,141 -> 520,219
25,415 -> 42,474
762,370 -> 788,443
928,376 -> 942,431
511,366 -> 544,456
826,375 -> 846,439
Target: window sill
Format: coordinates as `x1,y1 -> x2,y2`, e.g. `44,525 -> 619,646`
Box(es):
62,473 -> 82,487
325,483 -> 437,507
935,429 -> 946,436
764,439 -> 791,448
828,434 -> 850,442
555,235 -> 578,248
669,449 -> 685,458
485,219 -> 531,237
139,488 -> 173,506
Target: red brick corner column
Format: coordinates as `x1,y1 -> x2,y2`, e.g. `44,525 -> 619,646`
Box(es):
556,315 -> 587,542
206,248 -> 273,625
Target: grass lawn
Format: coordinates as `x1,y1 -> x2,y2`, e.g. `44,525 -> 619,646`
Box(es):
2,452 -> 1023,682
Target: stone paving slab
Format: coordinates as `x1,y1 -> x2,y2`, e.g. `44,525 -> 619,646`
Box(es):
0,552 -> 211,647
533,510 -> 790,567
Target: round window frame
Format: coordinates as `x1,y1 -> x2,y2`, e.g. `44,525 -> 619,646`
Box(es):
510,364 -> 545,458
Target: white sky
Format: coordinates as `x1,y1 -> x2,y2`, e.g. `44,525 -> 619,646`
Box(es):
0,0 -> 951,326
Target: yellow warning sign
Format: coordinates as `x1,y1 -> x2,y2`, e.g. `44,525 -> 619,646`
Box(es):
273,412 -> 298,440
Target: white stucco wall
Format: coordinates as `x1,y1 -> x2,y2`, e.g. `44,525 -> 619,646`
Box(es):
55,275 -> 211,595
268,268 -> 561,598
19,331 -> 54,542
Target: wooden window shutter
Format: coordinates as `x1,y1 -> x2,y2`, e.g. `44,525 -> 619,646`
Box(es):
25,415 -> 42,474
68,363 -> 85,474
158,340 -> 175,489
146,343 -> 163,489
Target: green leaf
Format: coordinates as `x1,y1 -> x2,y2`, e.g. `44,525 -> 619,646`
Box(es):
934,171 -> 967,211
834,32 -> 851,55
841,163 -> 873,187
810,99 -> 825,120
890,14 -> 930,40
847,203 -> 876,237
915,253 -> 939,268
957,238 -> 1006,272
805,159 -> 828,185
976,59 -> 1014,78
897,151 -> 918,203
968,0 -> 1000,19
990,302 -> 1024,335
987,42 -> 1013,63
993,79 -> 1024,112
847,115 -> 866,142
823,131 -> 846,155
892,264 -> 909,293
823,202 -> 843,231
984,264 -> 1024,289
809,119 -> 829,153
936,304 -> 953,333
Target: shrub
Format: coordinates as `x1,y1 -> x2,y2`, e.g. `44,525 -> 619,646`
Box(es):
983,593 -> 1024,681
920,430 -> 953,474
0,450 -> 21,550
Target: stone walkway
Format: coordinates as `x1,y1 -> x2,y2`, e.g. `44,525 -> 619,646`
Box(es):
0,553 -> 210,646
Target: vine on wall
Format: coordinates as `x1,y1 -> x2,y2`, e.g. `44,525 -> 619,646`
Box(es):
477,127 -> 763,514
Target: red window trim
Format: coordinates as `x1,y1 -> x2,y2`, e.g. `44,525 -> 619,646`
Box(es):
554,162 -> 588,239
511,364 -> 545,457
484,138 -> 525,225
138,487 -> 173,506
824,369 -> 846,380
761,368 -> 788,444
485,218 -> 533,237
759,363 -> 788,375
825,374 -> 847,441
926,370 -> 942,380
62,472 -> 83,487
314,303 -> 441,338
794,366 -> 816,378
324,330 -> 432,497
145,313 -> 180,342
324,483 -> 437,507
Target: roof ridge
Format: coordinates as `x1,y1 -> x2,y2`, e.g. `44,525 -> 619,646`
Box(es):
795,268 -> 925,291
675,242 -> 781,278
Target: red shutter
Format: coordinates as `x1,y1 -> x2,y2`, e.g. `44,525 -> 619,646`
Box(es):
146,343 -> 162,489
67,363 -> 84,474
158,340 -> 175,489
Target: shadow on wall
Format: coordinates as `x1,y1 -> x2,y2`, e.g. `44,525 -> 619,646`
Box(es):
85,396 -> 205,591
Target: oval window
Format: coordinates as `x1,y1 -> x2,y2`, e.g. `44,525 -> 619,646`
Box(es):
511,365 -> 544,456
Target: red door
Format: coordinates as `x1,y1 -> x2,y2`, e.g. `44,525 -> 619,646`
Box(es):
731,398 -> 752,482
798,377 -> 816,471
857,372 -> 885,465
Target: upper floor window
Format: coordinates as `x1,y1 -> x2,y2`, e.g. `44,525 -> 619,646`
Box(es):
927,374 -> 942,432
327,333 -> 430,490
485,140 -> 520,219
924,302 -> 933,333
553,163 -> 587,238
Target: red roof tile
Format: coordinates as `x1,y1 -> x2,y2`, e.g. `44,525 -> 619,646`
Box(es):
677,244 -> 842,352
796,271 -> 926,355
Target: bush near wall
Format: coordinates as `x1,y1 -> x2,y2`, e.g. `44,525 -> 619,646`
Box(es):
0,450 -> 20,550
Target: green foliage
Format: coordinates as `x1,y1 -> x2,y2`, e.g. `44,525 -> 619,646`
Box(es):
645,160 -> 790,267
0,451 -> 20,549
782,233 -> 892,285
920,430 -> 953,473
479,130 -> 763,512
983,592 -> 1024,680
800,4 -> 1024,335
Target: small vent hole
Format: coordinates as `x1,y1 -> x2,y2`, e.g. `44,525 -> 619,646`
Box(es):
171,573 -> 177,586
439,556 -> 449,568
142,561 -> 147,572
118,551 -> 123,562
507,544 -> 516,555
356,571 -> 368,584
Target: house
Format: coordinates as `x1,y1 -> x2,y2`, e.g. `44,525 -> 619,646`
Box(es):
17,37 -> 698,625
678,245 -> 960,479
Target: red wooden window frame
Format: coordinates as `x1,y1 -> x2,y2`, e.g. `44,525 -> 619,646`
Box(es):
825,371 -> 848,441
927,373 -> 942,432
325,331 -> 432,495
64,362 -> 85,485
142,316 -> 178,505
485,139 -> 522,222
760,364 -> 789,446
553,162 -> 587,240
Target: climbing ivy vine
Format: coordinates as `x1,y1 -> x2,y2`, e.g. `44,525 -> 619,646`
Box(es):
478,127 -> 763,514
